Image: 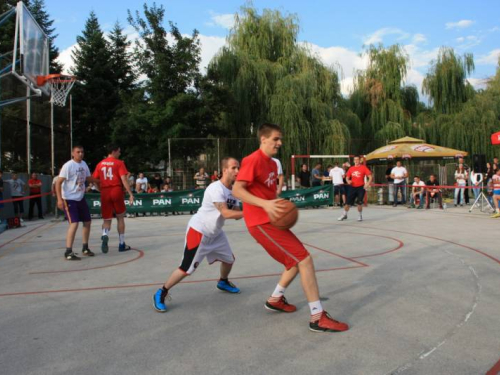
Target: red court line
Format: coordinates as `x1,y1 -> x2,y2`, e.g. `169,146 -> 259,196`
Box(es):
28,248 -> 145,274
303,242 -> 369,267
486,357 -> 500,375
0,223 -> 47,250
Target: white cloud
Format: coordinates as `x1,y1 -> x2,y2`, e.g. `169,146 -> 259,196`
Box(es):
477,49 -> 500,65
456,37 -> 465,43
412,33 -> 426,44
445,20 -> 474,29
467,77 -> 488,90
198,34 -> 227,71
363,27 -> 409,45
207,12 -> 235,29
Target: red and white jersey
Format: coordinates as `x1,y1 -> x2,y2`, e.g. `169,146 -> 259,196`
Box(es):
237,149 -> 278,227
346,165 -> 371,188
493,174 -> 500,189
92,157 -> 128,189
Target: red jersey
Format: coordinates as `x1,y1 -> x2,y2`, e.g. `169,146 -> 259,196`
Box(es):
346,165 -> 371,188
28,179 -> 42,194
237,149 -> 278,227
92,157 -> 128,189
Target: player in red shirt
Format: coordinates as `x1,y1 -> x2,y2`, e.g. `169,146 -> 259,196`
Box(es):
92,145 -> 134,253
338,155 -> 372,222
233,123 -> 349,333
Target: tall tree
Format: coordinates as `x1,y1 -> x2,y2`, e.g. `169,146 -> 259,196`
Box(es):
422,47 -> 475,114
29,0 -> 62,73
208,6 -> 349,172
71,11 -> 119,167
108,21 -> 136,95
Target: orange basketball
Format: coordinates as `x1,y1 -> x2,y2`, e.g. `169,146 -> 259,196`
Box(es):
270,200 -> 299,230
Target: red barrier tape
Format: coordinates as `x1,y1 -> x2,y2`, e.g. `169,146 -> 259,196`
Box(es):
370,183 -> 484,190
0,192 -> 52,204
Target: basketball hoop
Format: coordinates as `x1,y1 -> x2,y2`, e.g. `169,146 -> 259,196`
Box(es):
37,74 -> 76,107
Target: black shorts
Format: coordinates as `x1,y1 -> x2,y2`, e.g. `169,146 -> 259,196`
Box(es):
333,185 -> 344,196
347,186 -> 365,206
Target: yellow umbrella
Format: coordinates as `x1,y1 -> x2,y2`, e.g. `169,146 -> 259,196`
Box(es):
365,136 -> 468,162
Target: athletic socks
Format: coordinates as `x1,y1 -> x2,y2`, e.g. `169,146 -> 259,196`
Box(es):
82,243 -> 89,250
268,284 -> 286,302
160,286 -> 169,303
119,234 -> 125,245
309,300 -> 324,322
219,278 -> 229,282
102,228 -> 110,236
65,247 -> 72,255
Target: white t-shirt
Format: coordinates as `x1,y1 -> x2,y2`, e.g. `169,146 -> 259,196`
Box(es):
136,177 -> 148,191
455,170 -> 468,184
412,181 -> 425,191
329,166 -> 345,185
189,180 -> 240,238
391,166 -> 407,184
272,158 -> 283,175
60,159 -> 91,201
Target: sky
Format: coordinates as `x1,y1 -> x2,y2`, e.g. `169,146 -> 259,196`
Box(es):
44,0 -> 500,97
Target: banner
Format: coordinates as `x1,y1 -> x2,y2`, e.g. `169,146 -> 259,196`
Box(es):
85,185 -> 334,214
86,189 -> 205,214
279,184 -> 333,207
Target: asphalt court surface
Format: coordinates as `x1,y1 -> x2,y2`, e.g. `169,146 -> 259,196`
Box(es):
1,206 -> 500,375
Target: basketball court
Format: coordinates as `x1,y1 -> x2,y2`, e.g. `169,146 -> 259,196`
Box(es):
0,206 -> 499,375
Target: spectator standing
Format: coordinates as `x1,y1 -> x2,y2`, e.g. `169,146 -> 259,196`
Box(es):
210,170 -> 220,182
490,169 -> 500,218
385,162 -> 394,204
454,164 -> 468,207
323,165 -> 333,185
457,157 -> 470,205
470,169 -> 481,202
152,173 -> 163,191
390,161 -> 408,207
311,163 -> 323,187
338,156 -> 372,222
272,158 -> 284,195
135,173 -> 148,193
409,176 -> 425,209
425,175 -> 443,210
298,164 -> 311,188
329,163 -> 345,206
127,173 -> 135,193
5,173 -> 26,219
194,167 -> 209,189
28,172 -> 44,220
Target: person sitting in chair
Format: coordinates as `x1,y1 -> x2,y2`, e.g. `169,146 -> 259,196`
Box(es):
425,174 -> 443,210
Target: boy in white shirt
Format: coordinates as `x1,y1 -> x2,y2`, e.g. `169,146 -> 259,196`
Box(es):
390,161 -> 408,207
329,163 -> 345,206
410,176 -> 425,209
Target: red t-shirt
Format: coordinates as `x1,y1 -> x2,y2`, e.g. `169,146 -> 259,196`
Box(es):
92,157 -> 129,189
28,179 -> 42,194
346,165 -> 371,188
236,149 -> 278,227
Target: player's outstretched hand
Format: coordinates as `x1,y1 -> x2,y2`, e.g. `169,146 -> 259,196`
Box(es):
263,199 -> 286,222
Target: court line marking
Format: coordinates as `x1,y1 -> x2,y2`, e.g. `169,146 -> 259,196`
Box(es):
0,222 -> 58,261
28,248 -> 145,274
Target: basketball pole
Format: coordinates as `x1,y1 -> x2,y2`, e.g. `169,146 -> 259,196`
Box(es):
26,86 -> 31,174
51,100 -> 54,177
69,94 -> 73,153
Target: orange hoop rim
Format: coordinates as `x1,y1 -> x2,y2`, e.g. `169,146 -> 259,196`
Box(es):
36,74 -> 77,87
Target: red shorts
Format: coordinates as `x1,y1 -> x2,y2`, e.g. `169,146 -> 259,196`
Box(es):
101,187 -> 126,220
248,223 -> 309,270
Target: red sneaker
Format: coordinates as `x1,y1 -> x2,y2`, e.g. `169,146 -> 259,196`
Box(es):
264,296 -> 297,313
309,311 -> 349,332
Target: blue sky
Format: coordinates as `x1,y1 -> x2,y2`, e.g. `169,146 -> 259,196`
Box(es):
45,0 -> 500,95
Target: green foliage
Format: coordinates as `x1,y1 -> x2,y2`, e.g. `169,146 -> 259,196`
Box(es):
422,47 -> 475,114
108,22 -> 137,95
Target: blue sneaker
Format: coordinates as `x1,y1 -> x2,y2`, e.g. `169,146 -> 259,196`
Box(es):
217,279 -> 241,294
152,288 -> 168,312
119,243 -> 131,252
101,235 -> 109,254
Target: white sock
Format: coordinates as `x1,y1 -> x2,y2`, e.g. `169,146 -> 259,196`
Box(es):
102,228 -> 109,236
271,284 -> 286,298
119,234 -> 125,244
342,210 -> 347,216
308,300 -> 324,317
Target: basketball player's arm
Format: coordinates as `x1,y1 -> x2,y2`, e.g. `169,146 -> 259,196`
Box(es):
120,174 -> 135,203
364,174 -> 373,190
233,181 -> 285,222
213,202 -> 243,220
55,177 -> 66,210
277,174 -> 284,196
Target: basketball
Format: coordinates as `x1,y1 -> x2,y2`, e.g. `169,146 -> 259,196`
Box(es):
270,200 -> 299,230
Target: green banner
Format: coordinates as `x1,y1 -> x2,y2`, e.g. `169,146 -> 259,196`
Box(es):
280,184 -> 333,207
86,185 -> 334,214
86,189 -> 205,214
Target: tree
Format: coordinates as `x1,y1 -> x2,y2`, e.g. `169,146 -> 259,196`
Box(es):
108,22 -> 136,95
208,6 -> 349,172
422,47 -> 475,114
70,11 -> 120,167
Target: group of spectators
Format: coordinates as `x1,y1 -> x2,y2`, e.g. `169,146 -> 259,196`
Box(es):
0,171 -> 46,221
86,172 -> 176,195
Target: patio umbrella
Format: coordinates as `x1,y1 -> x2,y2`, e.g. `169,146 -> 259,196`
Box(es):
365,136 -> 468,162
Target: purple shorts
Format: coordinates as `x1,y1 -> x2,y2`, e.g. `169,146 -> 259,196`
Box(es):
63,199 -> 91,223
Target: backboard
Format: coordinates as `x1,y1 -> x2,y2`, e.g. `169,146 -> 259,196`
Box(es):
11,1 -> 50,96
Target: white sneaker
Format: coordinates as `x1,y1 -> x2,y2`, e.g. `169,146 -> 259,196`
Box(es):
358,215 -> 363,222
338,215 -> 347,221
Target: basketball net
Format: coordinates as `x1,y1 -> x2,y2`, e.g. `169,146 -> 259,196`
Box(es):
37,74 -> 76,107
